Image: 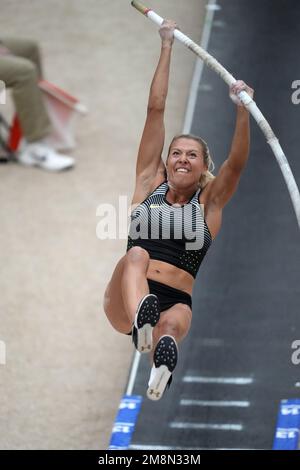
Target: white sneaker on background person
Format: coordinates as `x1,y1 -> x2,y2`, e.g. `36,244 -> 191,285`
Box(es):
18,140 -> 75,171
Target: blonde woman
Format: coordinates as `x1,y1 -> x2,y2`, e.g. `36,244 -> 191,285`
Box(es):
103,20 -> 253,400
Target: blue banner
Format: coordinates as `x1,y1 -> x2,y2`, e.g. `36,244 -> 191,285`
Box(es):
273,399 -> 300,450
108,395 -> 143,450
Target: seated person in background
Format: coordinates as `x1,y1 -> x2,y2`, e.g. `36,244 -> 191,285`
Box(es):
0,37 -> 74,171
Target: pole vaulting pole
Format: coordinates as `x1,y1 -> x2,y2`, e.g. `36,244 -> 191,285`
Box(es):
131,0 -> 300,232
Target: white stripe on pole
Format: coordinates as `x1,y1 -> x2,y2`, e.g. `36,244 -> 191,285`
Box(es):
131,0 -> 300,231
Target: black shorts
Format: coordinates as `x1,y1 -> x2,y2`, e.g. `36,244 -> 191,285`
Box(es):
147,278 -> 192,312
126,279 -> 192,336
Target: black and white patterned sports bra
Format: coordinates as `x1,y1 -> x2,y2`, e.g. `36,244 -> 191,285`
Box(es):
126,181 -> 212,278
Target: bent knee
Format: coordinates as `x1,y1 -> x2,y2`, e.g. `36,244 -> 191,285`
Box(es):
156,306 -> 192,340
156,316 -> 181,338
125,246 -> 150,265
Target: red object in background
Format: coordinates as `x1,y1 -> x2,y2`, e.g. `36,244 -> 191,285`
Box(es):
8,114 -> 22,151
38,80 -> 87,150
6,80 -> 87,152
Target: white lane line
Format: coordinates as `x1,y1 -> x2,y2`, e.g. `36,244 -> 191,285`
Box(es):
180,399 -> 250,407
198,338 -> 224,346
183,376 -> 254,385
130,445 -> 254,450
125,351 -> 141,396
129,445 -> 202,450
206,3 -> 222,10
170,422 -> 243,431
183,0 -> 217,133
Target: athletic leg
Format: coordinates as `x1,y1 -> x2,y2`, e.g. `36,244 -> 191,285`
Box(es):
103,247 -> 160,342
121,246 -> 150,321
147,303 -> 192,400
153,303 -> 192,346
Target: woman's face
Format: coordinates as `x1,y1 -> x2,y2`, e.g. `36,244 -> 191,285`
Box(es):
166,138 -> 207,188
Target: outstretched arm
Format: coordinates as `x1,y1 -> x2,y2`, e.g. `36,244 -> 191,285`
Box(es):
135,20 -> 177,185
207,81 -> 253,209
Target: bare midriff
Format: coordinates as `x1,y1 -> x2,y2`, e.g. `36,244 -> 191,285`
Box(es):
146,259 -> 194,295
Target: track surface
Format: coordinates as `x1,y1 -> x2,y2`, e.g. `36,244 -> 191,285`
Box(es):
130,0 -> 300,450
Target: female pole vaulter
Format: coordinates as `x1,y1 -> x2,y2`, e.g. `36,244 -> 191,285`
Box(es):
103,19 -> 253,400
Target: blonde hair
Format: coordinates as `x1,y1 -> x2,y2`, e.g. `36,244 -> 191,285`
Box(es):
166,134 -> 215,189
